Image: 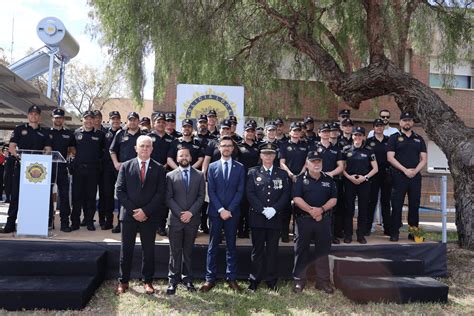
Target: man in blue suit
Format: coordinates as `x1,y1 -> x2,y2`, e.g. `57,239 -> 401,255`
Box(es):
200,136 -> 245,292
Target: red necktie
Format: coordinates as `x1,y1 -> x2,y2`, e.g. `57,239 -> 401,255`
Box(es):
140,161 -> 146,184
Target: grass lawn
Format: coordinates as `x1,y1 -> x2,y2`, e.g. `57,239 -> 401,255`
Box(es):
12,243 -> 471,315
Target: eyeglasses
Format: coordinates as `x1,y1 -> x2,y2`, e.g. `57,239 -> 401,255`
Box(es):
381,116 -> 390,119
219,144 -> 234,148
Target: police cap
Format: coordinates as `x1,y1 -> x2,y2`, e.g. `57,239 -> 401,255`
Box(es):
341,118 -> 354,126
182,118 -> 194,128
373,118 -> 384,126
400,112 -> 414,120
109,111 -> 121,119
127,112 -> 140,120
319,122 -> 331,132
28,105 -> 41,114
307,150 -> 323,161
52,108 -> 65,117
259,142 -> 278,154
198,114 -> 208,122
352,126 -> 366,135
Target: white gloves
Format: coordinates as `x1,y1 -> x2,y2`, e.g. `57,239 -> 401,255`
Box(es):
262,207 -> 277,219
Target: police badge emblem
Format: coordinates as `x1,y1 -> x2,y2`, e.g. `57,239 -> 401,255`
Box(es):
317,147 -> 323,153
21,130 -> 28,136
256,176 -> 262,182
398,136 -> 404,142
287,146 -> 293,151
346,152 -> 353,157
106,132 -> 112,139
370,142 -> 376,147
123,136 -> 129,141
76,134 -> 83,140
303,178 -> 310,185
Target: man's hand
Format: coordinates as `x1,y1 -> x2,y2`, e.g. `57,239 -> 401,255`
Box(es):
114,162 -> 122,171
310,207 -> 323,221
220,209 -> 232,221
264,207 -> 276,219
404,168 -> 417,178
180,211 -> 193,223
133,208 -> 148,222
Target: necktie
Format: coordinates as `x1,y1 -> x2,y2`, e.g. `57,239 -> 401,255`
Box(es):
140,161 -> 146,184
183,169 -> 189,192
224,161 -> 229,182
267,169 -> 271,176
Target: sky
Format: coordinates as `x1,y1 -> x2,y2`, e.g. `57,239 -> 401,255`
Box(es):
0,0 -> 154,99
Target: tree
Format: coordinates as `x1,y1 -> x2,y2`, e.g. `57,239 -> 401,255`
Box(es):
88,0 -> 474,249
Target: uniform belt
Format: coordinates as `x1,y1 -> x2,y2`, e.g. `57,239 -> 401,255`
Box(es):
295,210 -> 331,219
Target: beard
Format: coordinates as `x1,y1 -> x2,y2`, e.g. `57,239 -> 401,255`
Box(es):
402,125 -> 411,132
178,159 -> 190,168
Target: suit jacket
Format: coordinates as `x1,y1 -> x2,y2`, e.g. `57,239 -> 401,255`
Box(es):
115,158 -> 166,222
207,159 -> 245,217
166,167 -> 206,226
246,166 -> 290,229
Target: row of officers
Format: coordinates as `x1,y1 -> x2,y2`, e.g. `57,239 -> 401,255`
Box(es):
2,106 -> 427,247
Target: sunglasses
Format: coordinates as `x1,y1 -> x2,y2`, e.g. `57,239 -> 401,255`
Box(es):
381,116 -> 390,119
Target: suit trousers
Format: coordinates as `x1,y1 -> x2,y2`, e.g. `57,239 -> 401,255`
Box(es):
293,215 -> 331,283
71,166 -> 99,226
249,227 -> 280,286
390,171 -> 421,236
238,195 -> 250,235
367,171 -> 391,233
344,180 -> 370,238
200,201 -> 209,231
168,223 -> 199,284
206,215 -> 238,282
119,219 -> 157,283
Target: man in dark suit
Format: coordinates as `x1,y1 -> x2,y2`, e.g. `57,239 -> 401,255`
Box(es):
200,136 -> 245,292
165,147 -> 206,295
246,143 -> 290,291
114,135 -> 166,295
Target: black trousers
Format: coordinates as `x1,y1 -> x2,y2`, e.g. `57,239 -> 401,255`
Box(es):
344,179 -> 370,238
249,227 -> 280,286
281,181 -> 294,237
97,167 -> 105,226
168,223 -> 199,284
5,162 -> 20,228
238,195 -> 250,235
101,163 -> 118,226
367,171 -> 391,233
293,215 -> 331,283
71,165 -> 99,226
390,171 -> 422,236
0,164 -> 4,199
119,219 -> 157,283
157,209 -> 169,230
200,201 -> 209,230
49,164 -> 71,226
3,157 -> 15,201
333,178 -> 345,237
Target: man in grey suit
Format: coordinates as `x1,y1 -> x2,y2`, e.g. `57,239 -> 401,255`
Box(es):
166,146 -> 206,295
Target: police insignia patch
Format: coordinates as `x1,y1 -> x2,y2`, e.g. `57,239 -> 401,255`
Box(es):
303,179 -> 310,185
123,136 -> 129,141
370,142 -> 376,147
76,134 -> 83,140
346,152 -> 353,157
25,163 -> 47,184
317,147 -> 323,153
398,136 -> 404,142
287,146 -> 293,151
256,176 -> 262,182
21,130 -> 28,136
106,132 -> 112,139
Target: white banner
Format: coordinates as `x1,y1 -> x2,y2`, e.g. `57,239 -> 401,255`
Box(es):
176,84 -> 245,135
17,154 -> 52,237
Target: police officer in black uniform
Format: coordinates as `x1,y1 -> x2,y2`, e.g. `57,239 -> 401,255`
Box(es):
303,116 -> 320,143
311,123 -> 345,244
49,108 -> 76,232
275,118 -> 288,142
387,112 -> 427,241
165,113 -> 182,138
110,111 -> 144,233
167,119 -> 204,170
70,110 -> 105,231
236,123 -> 260,238
292,151 -> 338,294
246,143 -> 290,291
338,118 -> 353,149
100,111 -> 123,230
255,127 -> 264,142
1,105 -> 52,233
338,109 -> 351,124
228,115 -> 243,143
279,122 -> 308,242
342,127 -> 378,244
148,112 -> 174,168
139,117 -> 151,133
261,121 -> 281,168
206,110 -> 220,137
329,122 -> 340,146
366,118 -> 391,236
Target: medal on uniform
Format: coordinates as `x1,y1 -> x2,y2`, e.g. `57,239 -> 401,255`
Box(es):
398,136 -> 404,142
256,176 -> 262,182
273,179 -> 282,189
123,136 -> 129,141
347,152 -> 353,157
76,134 -> 83,140
21,130 -> 28,136
287,146 -> 293,151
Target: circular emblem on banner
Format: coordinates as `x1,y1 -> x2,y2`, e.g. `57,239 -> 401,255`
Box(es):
106,132 -> 113,139
370,142 -> 376,147
317,147 -> 323,153
256,176 -> 262,182
123,136 -> 129,142
303,179 -> 310,185
21,129 -> 28,136
398,136 -> 404,142
287,146 -> 293,151
347,152 -> 353,158
25,163 -> 47,184
76,134 -> 83,140
180,88 -> 239,122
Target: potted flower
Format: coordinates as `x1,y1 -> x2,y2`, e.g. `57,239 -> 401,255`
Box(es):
408,226 -> 426,243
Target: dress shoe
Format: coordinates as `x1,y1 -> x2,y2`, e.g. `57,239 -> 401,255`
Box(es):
390,235 -> 399,242
248,281 -> 258,291
200,227 -> 209,234
0,225 -> 15,234
60,226 -> 72,233
87,224 -> 96,231
80,219 -> 87,227
144,282 -> 155,294
199,281 -> 215,292
227,280 -> 241,291
281,235 -> 290,243
343,237 -> 352,244
157,227 -> 167,236
184,282 -> 196,292
357,236 -> 367,244
166,283 -> 177,295
364,231 -> 371,237
101,224 -> 113,230
112,225 -> 121,234
315,283 -> 334,294
70,224 -> 80,231
383,231 -> 391,236
332,238 -> 340,244
115,282 -> 129,295
293,281 -> 305,293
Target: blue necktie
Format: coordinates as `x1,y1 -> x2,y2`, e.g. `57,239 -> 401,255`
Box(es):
224,161 -> 229,182
183,169 -> 189,192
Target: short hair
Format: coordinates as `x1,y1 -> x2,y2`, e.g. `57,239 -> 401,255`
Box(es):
379,109 -> 390,115
136,135 -> 153,146
219,135 -> 234,145
177,145 -> 191,154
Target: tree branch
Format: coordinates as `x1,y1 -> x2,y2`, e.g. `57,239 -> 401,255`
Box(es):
236,26 -> 284,59
363,0 -> 386,64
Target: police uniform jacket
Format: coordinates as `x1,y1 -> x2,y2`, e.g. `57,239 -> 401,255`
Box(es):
246,166 -> 290,229
10,123 -> 51,151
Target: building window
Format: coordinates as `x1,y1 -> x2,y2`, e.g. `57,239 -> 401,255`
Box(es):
429,73 -> 472,89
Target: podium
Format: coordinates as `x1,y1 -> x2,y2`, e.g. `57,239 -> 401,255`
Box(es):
16,150 -> 66,237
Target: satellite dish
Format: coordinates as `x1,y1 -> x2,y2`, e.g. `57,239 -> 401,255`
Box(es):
37,17 -> 80,60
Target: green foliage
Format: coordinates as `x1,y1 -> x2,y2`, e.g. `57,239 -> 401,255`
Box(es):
88,0 -> 473,107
